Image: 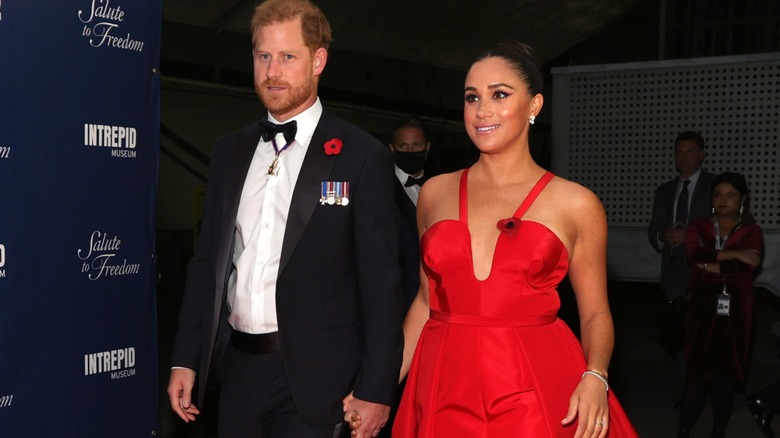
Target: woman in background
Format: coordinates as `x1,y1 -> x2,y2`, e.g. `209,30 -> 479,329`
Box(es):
678,171 -> 764,437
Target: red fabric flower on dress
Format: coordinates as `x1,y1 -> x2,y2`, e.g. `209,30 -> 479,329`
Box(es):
324,138 -> 343,155
497,217 -> 521,236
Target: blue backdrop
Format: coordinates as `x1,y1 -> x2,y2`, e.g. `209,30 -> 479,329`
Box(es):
0,1 -> 162,436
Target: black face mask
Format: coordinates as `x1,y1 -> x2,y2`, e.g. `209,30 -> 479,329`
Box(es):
394,150 -> 427,174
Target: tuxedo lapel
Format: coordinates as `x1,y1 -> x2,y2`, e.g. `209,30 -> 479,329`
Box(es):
279,111 -> 339,273
201,126 -> 262,385
216,127 -> 262,285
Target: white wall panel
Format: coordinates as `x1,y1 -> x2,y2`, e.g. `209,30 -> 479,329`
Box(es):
552,53 -> 780,294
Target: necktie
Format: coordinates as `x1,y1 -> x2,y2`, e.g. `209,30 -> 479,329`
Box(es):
258,119 -> 297,145
404,176 -> 425,187
675,179 -> 690,224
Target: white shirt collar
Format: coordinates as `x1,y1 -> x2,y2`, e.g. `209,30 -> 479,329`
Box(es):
682,167 -> 703,186
266,97 -> 323,149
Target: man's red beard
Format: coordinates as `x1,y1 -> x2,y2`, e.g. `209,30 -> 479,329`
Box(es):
256,78 -> 315,117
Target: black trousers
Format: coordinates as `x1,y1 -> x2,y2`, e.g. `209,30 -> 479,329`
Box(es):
679,373 -> 735,432
217,342 -> 343,438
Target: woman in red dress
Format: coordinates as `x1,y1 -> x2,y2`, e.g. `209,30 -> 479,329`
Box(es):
678,171 -> 764,437
345,41 -> 638,438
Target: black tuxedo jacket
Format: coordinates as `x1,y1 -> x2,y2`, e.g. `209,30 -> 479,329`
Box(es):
648,170 -> 717,298
171,109 -> 404,425
395,180 -> 421,309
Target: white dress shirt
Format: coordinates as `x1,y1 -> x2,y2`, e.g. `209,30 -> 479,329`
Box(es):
673,167 -> 703,223
227,99 -> 323,334
655,167 -> 704,249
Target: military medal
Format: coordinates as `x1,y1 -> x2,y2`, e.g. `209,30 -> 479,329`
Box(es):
326,181 -> 336,205
266,137 -> 293,176
267,154 -> 281,175
320,181 -> 350,206
340,182 -> 349,206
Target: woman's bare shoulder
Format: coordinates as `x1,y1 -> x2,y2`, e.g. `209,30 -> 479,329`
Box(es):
420,170 -> 462,198
418,170 -> 463,223
547,175 -> 603,212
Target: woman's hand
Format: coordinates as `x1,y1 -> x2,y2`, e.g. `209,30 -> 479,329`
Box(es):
561,374 -> 609,438
342,392 -> 362,432
345,411 -> 363,436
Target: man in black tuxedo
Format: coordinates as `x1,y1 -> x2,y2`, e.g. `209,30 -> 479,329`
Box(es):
389,117 -> 429,208
166,1 -> 403,437
388,117 -> 429,308
648,131 -> 717,301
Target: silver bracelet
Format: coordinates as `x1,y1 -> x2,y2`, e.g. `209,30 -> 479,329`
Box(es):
582,370 -> 609,392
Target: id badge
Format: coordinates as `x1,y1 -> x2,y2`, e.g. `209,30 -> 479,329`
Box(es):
716,294 -> 731,316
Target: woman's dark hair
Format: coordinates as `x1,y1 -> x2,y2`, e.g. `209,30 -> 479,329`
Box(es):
473,40 -> 543,96
712,171 -> 749,197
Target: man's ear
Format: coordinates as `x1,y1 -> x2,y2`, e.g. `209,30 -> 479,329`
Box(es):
313,48 -> 327,75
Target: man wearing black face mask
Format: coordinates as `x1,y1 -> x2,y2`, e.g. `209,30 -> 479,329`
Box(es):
389,117 -> 430,207
378,116 -> 430,438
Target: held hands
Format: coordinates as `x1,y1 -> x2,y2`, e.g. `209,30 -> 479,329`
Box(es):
561,373 -> 609,438
342,392 -> 390,438
167,368 -> 200,422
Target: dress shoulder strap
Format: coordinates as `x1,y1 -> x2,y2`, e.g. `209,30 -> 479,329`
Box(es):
513,171 -> 555,218
458,168 -> 470,225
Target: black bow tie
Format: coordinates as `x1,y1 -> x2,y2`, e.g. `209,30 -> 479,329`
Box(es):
258,119 -> 297,145
405,175 -> 425,187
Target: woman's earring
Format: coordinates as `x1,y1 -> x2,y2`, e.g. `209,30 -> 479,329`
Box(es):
712,207 -> 715,214
739,203 -> 744,217
529,115 -> 536,125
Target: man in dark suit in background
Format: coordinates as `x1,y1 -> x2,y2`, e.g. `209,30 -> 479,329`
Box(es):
389,117 -> 429,208
166,1 -> 403,437
648,130 -> 717,301
388,117 -> 429,308
366,117 -> 430,438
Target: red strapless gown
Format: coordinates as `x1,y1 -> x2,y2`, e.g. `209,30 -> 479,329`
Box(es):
392,169 -> 638,437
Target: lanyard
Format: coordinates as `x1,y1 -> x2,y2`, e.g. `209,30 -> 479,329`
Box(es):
713,217 -> 740,303
714,216 -> 741,250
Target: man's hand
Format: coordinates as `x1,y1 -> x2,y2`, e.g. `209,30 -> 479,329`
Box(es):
345,396 -> 390,438
660,222 -> 687,248
167,368 -> 200,422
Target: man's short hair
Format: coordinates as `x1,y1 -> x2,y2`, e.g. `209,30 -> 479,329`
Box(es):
392,117 -> 429,144
675,131 -> 705,150
251,0 -> 332,52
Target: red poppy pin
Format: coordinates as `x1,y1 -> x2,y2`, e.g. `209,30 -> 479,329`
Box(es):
497,217 -> 521,236
324,138 -> 343,155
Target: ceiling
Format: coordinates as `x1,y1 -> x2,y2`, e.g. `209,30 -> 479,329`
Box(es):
163,0 -> 643,70
160,0 -> 647,123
